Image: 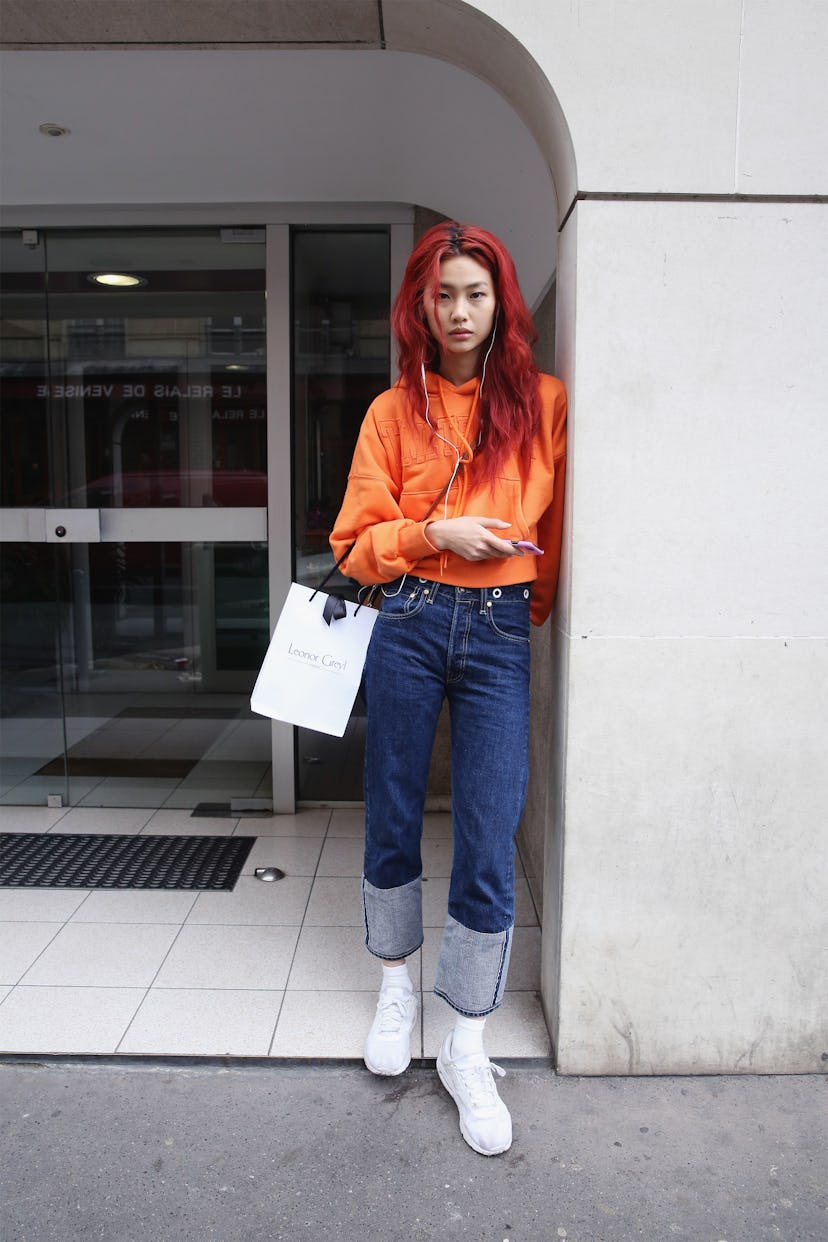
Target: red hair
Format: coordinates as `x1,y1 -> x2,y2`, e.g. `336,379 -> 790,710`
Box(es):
391,222 -> 541,483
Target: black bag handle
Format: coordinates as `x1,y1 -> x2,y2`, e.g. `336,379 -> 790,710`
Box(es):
310,469 -> 461,609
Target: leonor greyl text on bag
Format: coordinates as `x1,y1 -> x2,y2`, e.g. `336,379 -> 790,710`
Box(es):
287,641 -> 349,673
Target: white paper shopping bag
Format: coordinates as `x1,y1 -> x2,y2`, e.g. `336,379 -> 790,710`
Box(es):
250,583 -> 378,736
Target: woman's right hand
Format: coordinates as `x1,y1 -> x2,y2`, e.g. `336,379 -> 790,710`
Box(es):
425,516 -> 523,561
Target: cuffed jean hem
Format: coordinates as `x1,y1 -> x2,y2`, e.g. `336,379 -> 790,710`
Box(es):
362,874 -> 423,961
433,915 -> 513,1017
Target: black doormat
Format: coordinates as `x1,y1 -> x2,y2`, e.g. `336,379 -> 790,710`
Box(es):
35,758 -> 196,779
0,833 -> 255,890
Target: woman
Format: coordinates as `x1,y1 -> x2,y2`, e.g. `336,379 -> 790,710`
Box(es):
330,222 -> 566,1156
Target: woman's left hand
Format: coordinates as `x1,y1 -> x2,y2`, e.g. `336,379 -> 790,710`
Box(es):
425,516 -> 524,561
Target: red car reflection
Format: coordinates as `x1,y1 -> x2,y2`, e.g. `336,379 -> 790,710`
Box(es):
71,470 -> 268,508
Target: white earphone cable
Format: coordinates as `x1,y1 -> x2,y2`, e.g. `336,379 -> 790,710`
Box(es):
422,362 -> 464,520
421,309 -> 495,521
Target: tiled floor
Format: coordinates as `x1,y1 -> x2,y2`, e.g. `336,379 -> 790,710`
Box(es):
0,805 -> 552,1060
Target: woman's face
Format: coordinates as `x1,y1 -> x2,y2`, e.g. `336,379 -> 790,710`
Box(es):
424,254 -> 497,369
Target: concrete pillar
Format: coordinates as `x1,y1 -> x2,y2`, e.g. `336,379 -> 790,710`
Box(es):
549,199 -> 828,1073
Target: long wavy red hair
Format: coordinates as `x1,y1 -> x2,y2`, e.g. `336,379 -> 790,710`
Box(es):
391,222 -> 541,483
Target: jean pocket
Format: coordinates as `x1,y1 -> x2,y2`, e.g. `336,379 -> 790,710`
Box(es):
484,597 -> 530,642
379,580 -> 428,621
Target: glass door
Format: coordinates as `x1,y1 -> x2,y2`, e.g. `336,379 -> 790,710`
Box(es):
0,232 -> 63,797
0,227 -> 272,808
292,230 -> 390,801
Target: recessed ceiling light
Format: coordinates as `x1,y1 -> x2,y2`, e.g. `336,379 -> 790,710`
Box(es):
87,272 -> 147,288
39,122 -> 71,137
225,364 -> 249,371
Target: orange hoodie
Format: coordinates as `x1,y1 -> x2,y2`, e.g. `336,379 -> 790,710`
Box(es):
330,370 -> 567,626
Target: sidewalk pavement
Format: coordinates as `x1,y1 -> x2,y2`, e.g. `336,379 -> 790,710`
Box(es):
1,1059 -> 825,1242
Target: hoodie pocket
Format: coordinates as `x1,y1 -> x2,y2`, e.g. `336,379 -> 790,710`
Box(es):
493,475 -> 530,542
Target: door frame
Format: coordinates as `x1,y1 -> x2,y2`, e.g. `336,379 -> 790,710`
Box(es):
0,206 -> 414,812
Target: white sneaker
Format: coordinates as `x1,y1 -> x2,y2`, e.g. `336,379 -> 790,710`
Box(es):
436,1033 -> 512,1155
364,987 -> 418,1076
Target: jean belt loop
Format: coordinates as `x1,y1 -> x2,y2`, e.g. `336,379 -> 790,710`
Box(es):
479,587 -> 488,616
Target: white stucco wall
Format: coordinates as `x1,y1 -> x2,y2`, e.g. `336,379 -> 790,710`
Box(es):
555,200 -> 827,1073
468,0 -> 828,1072
469,0 -> 828,194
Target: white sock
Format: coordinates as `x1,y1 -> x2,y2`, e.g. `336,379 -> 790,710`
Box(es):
381,962 -> 413,993
451,1013 -> 486,1058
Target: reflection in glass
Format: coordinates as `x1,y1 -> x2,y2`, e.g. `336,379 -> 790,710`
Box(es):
0,232 -> 50,505
292,231 -> 391,800
79,540 -> 268,685
0,543 -> 65,802
0,539 -> 270,806
0,227 -> 270,806
1,229 -> 268,510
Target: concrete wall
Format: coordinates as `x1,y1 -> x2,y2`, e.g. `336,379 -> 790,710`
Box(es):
471,0 -> 828,1072
554,198 -> 827,1074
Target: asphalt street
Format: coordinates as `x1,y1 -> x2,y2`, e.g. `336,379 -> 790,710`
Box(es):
1,1060 -> 825,1241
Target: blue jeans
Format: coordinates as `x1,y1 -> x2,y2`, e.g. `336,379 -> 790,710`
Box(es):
362,575 -> 531,1016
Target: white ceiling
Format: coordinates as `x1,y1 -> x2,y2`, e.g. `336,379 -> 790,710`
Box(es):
0,48 -> 559,305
